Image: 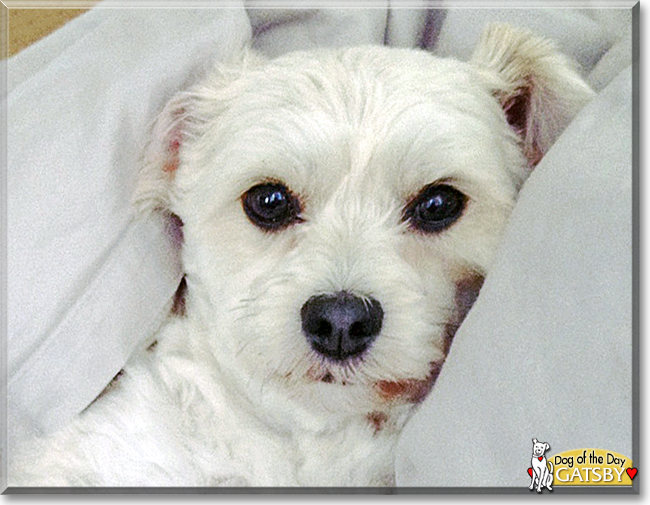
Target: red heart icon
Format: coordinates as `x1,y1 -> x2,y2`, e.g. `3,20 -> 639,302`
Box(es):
538,456 -> 544,461
527,468 -> 533,477
626,468 -> 637,480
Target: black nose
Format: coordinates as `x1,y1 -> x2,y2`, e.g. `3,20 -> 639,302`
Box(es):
301,291 -> 383,361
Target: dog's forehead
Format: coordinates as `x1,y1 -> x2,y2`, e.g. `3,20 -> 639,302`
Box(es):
183,47 -> 514,207
226,47 -> 501,141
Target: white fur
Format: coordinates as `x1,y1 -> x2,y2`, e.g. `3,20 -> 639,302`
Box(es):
10,25 -> 592,487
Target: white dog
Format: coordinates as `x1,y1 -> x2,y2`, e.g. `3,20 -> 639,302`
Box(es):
10,25 -> 592,487
529,438 -> 554,492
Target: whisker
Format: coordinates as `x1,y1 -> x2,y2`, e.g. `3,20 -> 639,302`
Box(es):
234,339 -> 255,358
229,274 -> 295,314
233,312 -> 258,323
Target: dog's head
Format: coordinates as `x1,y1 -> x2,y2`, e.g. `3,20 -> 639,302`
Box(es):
532,438 -> 551,458
135,25 -> 592,419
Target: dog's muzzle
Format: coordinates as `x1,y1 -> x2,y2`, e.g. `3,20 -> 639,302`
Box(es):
301,291 -> 383,362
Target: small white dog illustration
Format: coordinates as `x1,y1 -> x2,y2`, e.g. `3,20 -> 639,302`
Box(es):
529,438 -> 554,492
10,25 -> 592,487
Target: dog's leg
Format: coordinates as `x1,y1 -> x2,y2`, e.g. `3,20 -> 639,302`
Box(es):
531,467 -> 541,493
536,470 -> 544,493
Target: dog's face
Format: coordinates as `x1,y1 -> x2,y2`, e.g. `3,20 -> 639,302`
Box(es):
532,439 -> 550,458
173,47 -> 521,410
136,26 -> 592,418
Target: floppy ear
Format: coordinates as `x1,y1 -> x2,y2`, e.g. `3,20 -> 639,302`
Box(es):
471,24 -> 594,167
133,48 -> 264,217
133,92 -> 196,216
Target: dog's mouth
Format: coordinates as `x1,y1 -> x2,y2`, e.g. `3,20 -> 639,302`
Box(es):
304,352 -> 368,387
303,359 -> 444,405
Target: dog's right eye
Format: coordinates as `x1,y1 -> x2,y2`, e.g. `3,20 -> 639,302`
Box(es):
242,183 -> 302,231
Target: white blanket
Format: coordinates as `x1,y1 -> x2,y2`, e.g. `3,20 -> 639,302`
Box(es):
6,1 -> 635,488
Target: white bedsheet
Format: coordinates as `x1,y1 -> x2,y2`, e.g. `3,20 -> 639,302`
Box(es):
6,1 -> 635,487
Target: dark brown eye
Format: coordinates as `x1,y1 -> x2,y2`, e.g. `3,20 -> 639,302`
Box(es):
404,184 -> 466,233
242,183 -> 302,231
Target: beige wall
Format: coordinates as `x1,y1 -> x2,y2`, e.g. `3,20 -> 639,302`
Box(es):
8,7 -> 96,57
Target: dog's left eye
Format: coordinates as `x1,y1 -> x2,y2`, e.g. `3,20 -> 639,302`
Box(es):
242,183 -> 302,231
403,184 -> 466,233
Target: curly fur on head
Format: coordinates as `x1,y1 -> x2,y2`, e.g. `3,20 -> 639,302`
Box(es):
11,24 -> 592,487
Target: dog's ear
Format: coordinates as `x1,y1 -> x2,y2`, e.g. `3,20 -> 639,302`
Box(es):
471,24 -> 594,167
545,443 -> 550,451
134,49 -> 264,216
532,438 -> 538,444
133,92 -> 197,216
